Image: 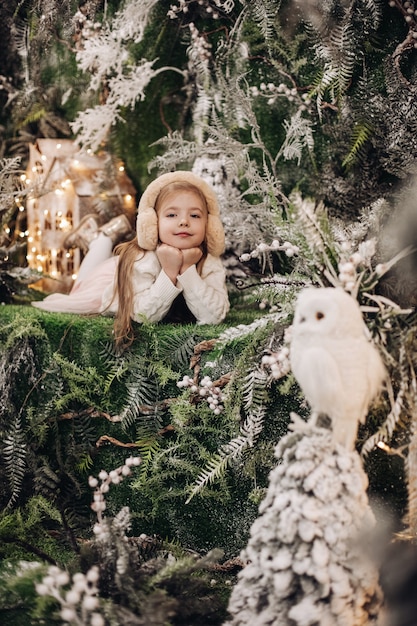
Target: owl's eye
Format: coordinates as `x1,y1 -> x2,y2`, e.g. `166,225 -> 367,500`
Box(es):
316,311 -> 325,320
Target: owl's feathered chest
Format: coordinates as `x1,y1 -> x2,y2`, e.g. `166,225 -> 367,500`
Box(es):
290,333 -> 379,419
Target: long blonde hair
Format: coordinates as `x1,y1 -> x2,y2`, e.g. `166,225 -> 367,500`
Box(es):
112,181 -> 208,349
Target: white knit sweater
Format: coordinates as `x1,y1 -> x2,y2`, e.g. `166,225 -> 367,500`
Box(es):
101,251 -> 229,324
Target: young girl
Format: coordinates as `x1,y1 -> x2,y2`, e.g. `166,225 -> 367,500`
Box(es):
32,171 -> 230,347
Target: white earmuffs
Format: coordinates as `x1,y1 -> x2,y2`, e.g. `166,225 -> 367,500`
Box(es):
136,171 -> 225,257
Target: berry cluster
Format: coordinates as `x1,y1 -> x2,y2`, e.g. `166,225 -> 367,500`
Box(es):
89,457 -> 141,537
178,374 -> 224,414
188,22 -> 213,64
240,239 -> 299,263
261,346 -> 291,380
249,82 -> 311,108
168,0 -> 234,20
337,239 -> 376,291
36,566 -> 103,626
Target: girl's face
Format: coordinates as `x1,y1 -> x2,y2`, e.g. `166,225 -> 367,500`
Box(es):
157,190 -> 207,249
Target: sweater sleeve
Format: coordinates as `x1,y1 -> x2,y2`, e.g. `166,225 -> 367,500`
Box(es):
176,254 -> 230,324
130,260 -> 183,323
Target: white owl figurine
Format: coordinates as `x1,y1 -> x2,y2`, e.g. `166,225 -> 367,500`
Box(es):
289,287 -> 386,450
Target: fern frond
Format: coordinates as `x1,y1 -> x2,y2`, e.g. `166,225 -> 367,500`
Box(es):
241,407 -> 266,445
359,0 -> 383,28
186,407 -> 266,503
3,416 -> 27,507
20,106 -> 48,128
135,436 -> 161,479
150,131 -> 198,173
311,23 -> 358,118
34,465 -> 60,500
98,342 -> 129,393
75,453 -> 94,474
25,494 -> 62,526
126,368 -> 160,408
291,193 -> 340,286
246,0 -> 281,44
341,121 -> 374,170
242,367 -> 269,412
120,365 -> 161,433
102,362 -> 129,394
156,328 -> 198,369
361,345 -> 409,456
185,443 -> 244,504
279,110 -> 315,166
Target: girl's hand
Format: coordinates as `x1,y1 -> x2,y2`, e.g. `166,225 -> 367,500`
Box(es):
180,247 -> 203,273
157,244 -> 182,283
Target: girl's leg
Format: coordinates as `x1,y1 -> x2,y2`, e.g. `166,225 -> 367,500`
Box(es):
67,213 -> 133,288
73,233 -> 114,286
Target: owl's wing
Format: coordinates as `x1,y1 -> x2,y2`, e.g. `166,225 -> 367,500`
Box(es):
291,344 -> 345,417
366,342 -> 386,402
355,340 -> 386,424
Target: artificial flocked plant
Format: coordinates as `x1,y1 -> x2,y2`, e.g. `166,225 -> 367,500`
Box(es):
30,455 -> 233,626
224,427 -> 383,626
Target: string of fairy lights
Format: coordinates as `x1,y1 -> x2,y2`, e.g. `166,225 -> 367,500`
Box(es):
18,140 -> 135,289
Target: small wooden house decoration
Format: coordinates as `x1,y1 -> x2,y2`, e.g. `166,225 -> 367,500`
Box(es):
26,138 -> 136,294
